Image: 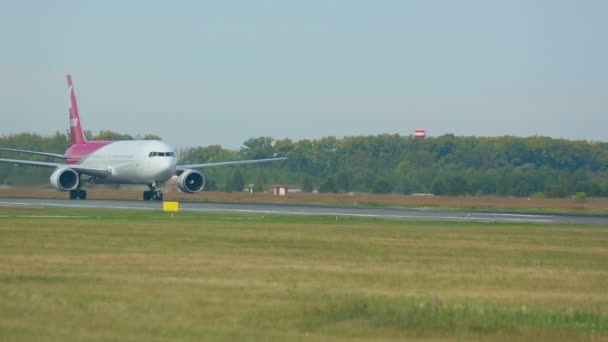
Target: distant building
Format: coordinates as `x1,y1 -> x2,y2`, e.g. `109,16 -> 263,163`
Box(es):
274,186 -> 288,196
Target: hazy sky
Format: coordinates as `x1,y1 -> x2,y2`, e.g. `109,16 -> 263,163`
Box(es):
0,0 -> 606,149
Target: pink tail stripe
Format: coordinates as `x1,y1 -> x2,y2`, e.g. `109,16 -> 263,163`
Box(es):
66,74 -> 86,145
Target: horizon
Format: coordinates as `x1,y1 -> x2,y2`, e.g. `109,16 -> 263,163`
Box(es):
1,129 -> 605,153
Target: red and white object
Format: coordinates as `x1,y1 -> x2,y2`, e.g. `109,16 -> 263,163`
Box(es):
274,186 -> 288,196
414,129 -> 426,139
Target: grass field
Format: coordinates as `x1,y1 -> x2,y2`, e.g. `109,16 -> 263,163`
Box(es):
0,206 -> 607,341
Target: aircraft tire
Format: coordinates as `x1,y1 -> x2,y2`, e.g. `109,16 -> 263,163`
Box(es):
69,190 -> 86,200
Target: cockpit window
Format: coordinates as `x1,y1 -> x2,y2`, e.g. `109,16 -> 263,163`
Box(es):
148,151 -> 175,157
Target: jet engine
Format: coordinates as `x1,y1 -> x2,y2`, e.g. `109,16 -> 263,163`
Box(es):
50,167 -> 79,191
177,170 -> 205,193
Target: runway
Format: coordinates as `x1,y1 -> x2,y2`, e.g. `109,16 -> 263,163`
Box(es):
1,197 -> 607,224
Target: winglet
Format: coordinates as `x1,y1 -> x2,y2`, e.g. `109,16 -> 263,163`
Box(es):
67,75 -> 86,145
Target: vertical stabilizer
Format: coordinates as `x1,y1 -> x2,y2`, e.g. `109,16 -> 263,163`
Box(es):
66,75 -> 86,145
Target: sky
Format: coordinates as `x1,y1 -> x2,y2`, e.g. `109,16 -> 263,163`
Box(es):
0,0 -> 606,149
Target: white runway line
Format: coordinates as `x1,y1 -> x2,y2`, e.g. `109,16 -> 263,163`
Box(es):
180,207 -> 555,223
477,212 -> 555,218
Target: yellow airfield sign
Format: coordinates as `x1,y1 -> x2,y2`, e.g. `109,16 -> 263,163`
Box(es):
163,201 -> 179,212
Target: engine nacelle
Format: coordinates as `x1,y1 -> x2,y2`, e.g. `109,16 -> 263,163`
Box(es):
50,167 -> 79,191
177,170 -> 205,193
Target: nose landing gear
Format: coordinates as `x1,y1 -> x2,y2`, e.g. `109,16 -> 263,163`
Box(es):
143,182 -> 164,201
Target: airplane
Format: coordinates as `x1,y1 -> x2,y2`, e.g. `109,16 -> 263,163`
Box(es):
0,75 -> 286,201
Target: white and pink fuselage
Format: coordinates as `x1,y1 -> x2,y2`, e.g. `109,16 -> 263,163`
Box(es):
65,140 -> 177,184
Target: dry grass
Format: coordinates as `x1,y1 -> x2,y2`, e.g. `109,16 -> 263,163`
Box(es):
2,185 -> 608,213
0,207 -> 607,340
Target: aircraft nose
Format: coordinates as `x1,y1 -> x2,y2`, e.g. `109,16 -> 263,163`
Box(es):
152,157 -> 176,180
163,157 -> 176,171
168,157 -> 177,170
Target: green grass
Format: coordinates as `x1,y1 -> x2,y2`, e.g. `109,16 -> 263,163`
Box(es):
0,206 -> 607,341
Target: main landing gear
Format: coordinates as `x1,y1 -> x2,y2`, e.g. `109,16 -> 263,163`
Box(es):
143,182 -> 164,201
69,189 -> 87,200
143,191 -> 163,201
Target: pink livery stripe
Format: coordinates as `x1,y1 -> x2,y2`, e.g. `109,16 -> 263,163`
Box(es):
65,141 -> 114,164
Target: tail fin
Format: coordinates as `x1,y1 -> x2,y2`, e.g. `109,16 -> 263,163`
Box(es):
66,75 -> 86,145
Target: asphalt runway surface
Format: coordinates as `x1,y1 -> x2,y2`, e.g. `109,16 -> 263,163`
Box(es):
1,197 -> 608,224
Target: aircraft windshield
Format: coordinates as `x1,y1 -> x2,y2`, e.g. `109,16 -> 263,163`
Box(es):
148,152 -> 175,157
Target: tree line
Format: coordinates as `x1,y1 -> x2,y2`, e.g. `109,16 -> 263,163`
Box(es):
2,131 -> 608,197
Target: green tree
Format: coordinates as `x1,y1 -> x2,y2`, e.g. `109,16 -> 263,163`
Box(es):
319,177 -> 338,193
431,179 -> 448,195
398,175 -> 414,194
204,179 -> 217,191
240,137 -> 275,159
445,175 -> 469,196
301,177 -> 314,192
372,178 -> 393,194
3,130 -> 608,198
336,171 -> 352,192
137,134 -> 163,140
225,169 -> 245,192
93,131 -> 135,141
253,170 -> 268,193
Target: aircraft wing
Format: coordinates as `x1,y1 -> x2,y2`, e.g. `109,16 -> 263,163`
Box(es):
0,158 -> 111,178
177,157 -> 287,170
0,148 -> 65,159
